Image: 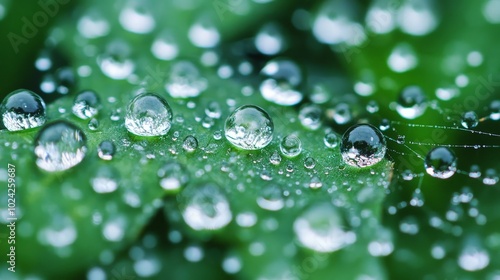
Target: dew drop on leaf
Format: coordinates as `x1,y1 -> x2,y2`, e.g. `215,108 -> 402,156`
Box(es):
280,134 -> 302,158
157,160 -> 188,192
72,90 -> 100,119
256,185 -> 284,211
165,61 -> 207,98
124,92 -> 173,137
34,120 -> 87,172
424,147 -> 457,179
340,124 -> 386,168
323,132 -> 339,149
293,203 -> 355,252
182,135 -> 198,153
298,104 -> 322,130
461,111 -> 479,129
97,140 -> 115,160
224,105 -> 274,150
396,85 -> 427,119
91,165 -> 119,193
260,58 -> 303,106
179,183 -> 232,231
1,89 -> 46,131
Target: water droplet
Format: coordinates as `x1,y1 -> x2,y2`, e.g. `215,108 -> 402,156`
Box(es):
461,111 -> 479,129
91,166 -> 119,193
379,119 -> 391,131
88,118 -> 99,131
424,147 -> 457,179
323,132 -> 339,149
458,245 -> 490,271
72,90 -> 100,119
397,0 -> 438,36
38,215 -> 77,247
299,104 -> 322,130
255,23 -> 286,55
365,1 -> 397,34
98,140 -> 115,160
1,89 -> 46,131
213,130 -> 222,140
179,183 -> 232,231
158,161 -> 188,192
184,245 -> 204,262
294,203 -> 355,252
260,58 -> 303,106
205,101 -> 222,119
388,43 -> 418,73
366,100 -> 379,113
119,2 -> 155,34
309,176 -> 323,189
269,151 -> 282,165
98,40 -> 135,80
483,0 -> 500,24
34,121 -> 87,172
125,93 -> 173,137
256,185 -> 284,211
165,61 -> 207,98
396,85 -> 427,119
188,17 -> 220,48
312,0 -> 366,46
183,135 -> 198,153
483,169 -> 499,185
77,10 -> 110,39
304,157 -> 316,169
151,31 -> 179,61
222,255 -> 242,274
280,134 -> 302,158
489,100 -> 500,120
224,105 -> 274,150
330,102 -> 352,125
340,124 -> 387,168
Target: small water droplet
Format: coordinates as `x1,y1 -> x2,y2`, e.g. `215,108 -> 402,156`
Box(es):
379,119 -> 391,131
304,157 -> 316,169
188,17 -> 220,48
98,40 -> 135,80
280,134 -> 302,158
309,176 -> 323,189
340,124 -> 386,168
299,104 -> 322,130
158,161 -> 188,192
458,245 -> 490,271
461,111 -> 479,129
1,89 -> 46,131
424,147 -> 457,179
323,132 -> 339,148
294,203 -> 355,252
396,86 -> 427,119
183,135 -> 198,153
125,93 -> 173,136
34,121 -> 87,172
269,151 -> 282,165
179,183 -> 232,230
119,2 -> 155,34
165,61 -> 207,98
72,90 -> 100,119
205,101 -> 222,119
224,105 -> 274,150
255,22 -> 286,55
387,43 -> 418,73
91,166 -> 119,193
256,185 -> 284,211
98,140 -> 115,160
151,31 -> 179,61
260,58 -> 303,106
88,118 -> 99,130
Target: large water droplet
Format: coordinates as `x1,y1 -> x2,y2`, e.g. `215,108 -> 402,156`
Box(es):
224,105 -> 274,150
1,89 -> 46,131
34,121 -> 87,172
72,90 -> 100,119
340,124 -> 386,168
124,93 -> 173,136
280,134 -> 302,158
165,61 -> 207,98
294,203 -> 355,252
424,147 -> 457,179
260,59 -> 303,106
179,183 -> 232,231
396,85 -> 427,119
